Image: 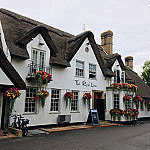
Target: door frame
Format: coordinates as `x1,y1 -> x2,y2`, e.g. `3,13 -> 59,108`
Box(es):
92,90 -> 104,109
92,90 -> 105,120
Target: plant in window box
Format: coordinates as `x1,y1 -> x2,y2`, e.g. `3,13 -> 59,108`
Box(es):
130,109 -> 139,120
145,100 -> 150,111
110,83 -> 122,90
122,83 -> 138,92
34,71 -> 52,88
83,93 -> 92,106
36,90 -> 49,108
5,88 -> 21,113
123,95 -> 132,109
133,96 -> 143,109
64,92 -> 74,108
123,109 -> 131,121
109,108 -> 124,121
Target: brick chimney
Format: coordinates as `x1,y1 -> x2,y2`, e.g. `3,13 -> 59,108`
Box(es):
101,30 -> 113,55
125,56 -> 133,71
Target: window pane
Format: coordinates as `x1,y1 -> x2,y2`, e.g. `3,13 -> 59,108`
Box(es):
25,87 -> 37,113
50,89 -> 60,111
89,64 -> 96,79
76,61 -> 84,77
113,94 -> 119,109
71,91 -> 78,111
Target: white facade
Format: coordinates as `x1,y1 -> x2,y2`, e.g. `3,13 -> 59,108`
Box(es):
8,36 -> 109,126
0,20 -> 149,128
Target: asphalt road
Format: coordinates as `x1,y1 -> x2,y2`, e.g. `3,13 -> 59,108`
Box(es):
1,121 -> 150,150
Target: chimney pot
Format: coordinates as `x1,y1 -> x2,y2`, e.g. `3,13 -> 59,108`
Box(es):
125,56 -> 133,71
101,30 -> 113,55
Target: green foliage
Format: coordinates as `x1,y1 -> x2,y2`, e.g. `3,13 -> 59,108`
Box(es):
141,60 -> 150,87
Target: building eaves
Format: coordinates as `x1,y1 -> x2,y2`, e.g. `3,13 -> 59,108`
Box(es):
0,47 -> 26,90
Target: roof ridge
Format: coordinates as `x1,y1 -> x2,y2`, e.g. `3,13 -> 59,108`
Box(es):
0,8 -> 73,38
68,31 -> 92,42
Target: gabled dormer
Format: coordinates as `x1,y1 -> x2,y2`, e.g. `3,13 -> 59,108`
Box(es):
16,26 -> 58,78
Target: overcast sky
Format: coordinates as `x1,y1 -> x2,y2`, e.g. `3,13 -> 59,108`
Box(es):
1,0 -> 150,75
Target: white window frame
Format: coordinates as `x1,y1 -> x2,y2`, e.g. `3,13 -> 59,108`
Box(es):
75,60 -> 84,77
114,70 -> 117,83
113,93 -> 120,109
31,48 -> 46,72
50,89 -> 60,112
71,91 -> 79,112
24,87 -> 38,113
121,71 -> 125,84
89,63 -> 96,79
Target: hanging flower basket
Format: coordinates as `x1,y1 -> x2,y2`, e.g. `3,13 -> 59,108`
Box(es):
123,94 -> 132,109
34,71 -> 52,88
109,108 -> 124,121
145,100 -> 150,111
5,88 -> 21,113
36,90 -> 49,107
83,93 -> 92,106
64,92 -> 74,108
133,96 -> 143,109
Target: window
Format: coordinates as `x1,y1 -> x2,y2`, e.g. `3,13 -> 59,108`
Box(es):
71,91 -> 78,111
121,71 -> 125,84
113,94 -> 120,109
114,70 -> 117,83
50,89 -> 60,112
89,64 -> 96,79
31,48 -> 46,74
76,60 -> 84,77
140,100 -> 144,111
25,87 -> 37,113
114,70 -> 120,83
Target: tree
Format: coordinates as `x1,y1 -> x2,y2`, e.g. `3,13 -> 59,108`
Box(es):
141,60 -> 150,87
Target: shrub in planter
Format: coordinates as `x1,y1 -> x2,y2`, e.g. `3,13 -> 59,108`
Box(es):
110,83 -> 122,90
124,109 -> 139,121
109,108 -> 124,121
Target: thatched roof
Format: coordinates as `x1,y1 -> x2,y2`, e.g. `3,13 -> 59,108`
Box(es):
0,47 -> 26,90
125,67 -> 150,98
0,8 -> 114,77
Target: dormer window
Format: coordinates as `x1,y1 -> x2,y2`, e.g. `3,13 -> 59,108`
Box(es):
121,71 -> 125,84
31,48 -> 45,74
114,70 -> 120,83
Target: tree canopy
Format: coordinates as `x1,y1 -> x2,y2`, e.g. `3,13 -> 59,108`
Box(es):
141,60 -> 150,87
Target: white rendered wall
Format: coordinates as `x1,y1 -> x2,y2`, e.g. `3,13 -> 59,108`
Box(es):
11,37 -> 108,126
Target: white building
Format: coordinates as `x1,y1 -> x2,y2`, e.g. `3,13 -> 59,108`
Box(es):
0,9 -> 150,128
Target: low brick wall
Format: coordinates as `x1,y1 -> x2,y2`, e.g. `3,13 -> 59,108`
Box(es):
9,127 -> 22,137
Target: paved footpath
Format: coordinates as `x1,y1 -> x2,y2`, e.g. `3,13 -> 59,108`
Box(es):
0,121 -> 120,138
1,121 -> 150,150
